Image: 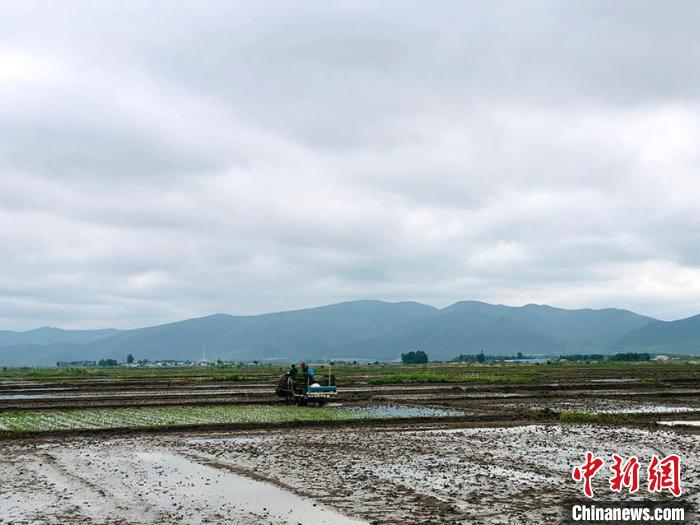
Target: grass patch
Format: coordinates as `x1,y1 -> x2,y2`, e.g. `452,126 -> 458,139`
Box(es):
368,371 -> 533,384
219,375 -> 259,382
2,360 -> 699,387
559,411 -> 601,422
369,373 -> 455,384
519,408 -> 549,418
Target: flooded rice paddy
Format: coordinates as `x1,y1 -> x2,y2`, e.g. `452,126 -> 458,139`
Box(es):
1,362 -> 699,523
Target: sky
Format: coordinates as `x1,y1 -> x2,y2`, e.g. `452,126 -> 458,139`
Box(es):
2,1 -> 700,329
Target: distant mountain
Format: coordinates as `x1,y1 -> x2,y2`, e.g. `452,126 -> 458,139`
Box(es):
333,309 -> 562,360
0,300 -> 438,365
611,314 -> 700,354
335,301 -> 655,360
0,299 -> 681,366
445,301 -> 655,349
0,327 -> 120,347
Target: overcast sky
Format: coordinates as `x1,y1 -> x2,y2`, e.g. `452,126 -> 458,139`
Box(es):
2,1 -> 700,329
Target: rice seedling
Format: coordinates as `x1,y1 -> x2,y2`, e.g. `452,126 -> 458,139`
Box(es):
0,405 -> 377,435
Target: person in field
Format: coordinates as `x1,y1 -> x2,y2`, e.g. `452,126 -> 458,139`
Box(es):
299,362 -> 315,385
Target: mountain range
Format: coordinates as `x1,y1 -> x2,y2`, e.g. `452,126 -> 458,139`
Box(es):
0,300 -> 698,366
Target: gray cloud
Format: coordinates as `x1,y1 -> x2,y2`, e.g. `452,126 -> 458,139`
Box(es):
1,1 -> 700,329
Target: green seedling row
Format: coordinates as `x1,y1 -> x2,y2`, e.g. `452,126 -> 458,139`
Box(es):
0,405 -> 375,434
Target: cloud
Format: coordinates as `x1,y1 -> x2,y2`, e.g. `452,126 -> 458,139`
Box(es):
1,1 -> 700,329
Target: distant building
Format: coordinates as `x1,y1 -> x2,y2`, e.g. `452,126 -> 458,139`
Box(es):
653,355 -> 670,362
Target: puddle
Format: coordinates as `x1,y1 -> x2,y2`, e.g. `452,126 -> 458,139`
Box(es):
343,385 -> 460,392
578,389 -> 700,397
464,392 -> 524,398
0,394 -> 52,400
499,399 -> 700,416
190,383 -> 270,388
657,421 -> 700,428
136,452 -> 367,524
524,400 -> 700,414
590,378 -> 638,383
0,389 -> 270,401
347,405 -> 464,418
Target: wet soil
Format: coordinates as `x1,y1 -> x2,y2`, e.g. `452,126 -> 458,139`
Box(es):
1,372 -> 699,523
2,378 -> 699,414
0,438 -> 367,524
1,422 -> 698,524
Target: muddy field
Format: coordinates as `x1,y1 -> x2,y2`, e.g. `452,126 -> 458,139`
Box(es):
1,362 -> 699,523
1,423 -> 698,524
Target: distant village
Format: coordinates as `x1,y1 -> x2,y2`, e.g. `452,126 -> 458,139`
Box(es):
55,351 -> 676,368
56,357 -> 264,368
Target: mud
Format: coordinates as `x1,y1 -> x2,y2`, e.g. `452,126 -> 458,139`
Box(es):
0,439 -> 366,524
4,380 -> 698,414
470,398 -> 700,415
2,423 -> 698,524
2,368 -> 699,523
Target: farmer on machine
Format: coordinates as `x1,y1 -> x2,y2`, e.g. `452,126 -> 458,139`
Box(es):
275,362 -> 336,405
299,362 -> 315,384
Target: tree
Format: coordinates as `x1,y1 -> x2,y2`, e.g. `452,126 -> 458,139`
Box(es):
401,350 -> 428,364
609,352 -> 651,362
126,354 -> 134,364
476,351 -> 485,363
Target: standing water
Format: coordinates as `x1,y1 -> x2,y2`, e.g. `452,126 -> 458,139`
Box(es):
135,452 -> 367,524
